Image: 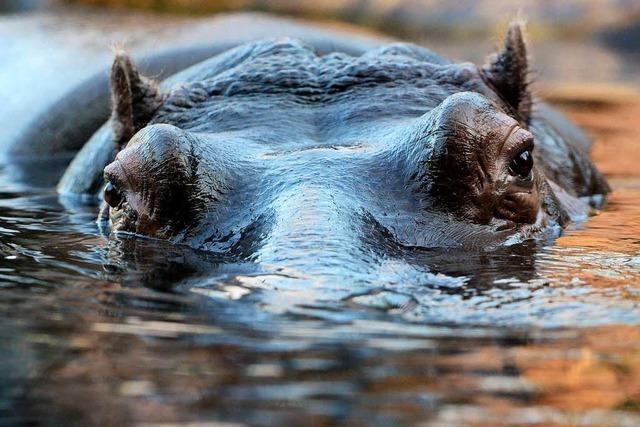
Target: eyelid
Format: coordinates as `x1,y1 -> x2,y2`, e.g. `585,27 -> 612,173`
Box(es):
497,123 -> 520,155
503,127 -> 534,159
103,159 -> 132,190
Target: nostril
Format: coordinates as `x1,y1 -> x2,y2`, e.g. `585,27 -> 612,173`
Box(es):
104,181 -> 124,209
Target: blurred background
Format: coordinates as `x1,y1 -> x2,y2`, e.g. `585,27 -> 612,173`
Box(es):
2,0 -> 640,86
2,0 -> 639,153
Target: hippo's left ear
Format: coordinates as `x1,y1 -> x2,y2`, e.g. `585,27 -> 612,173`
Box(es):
110,52 -> 165,149
482,22 -> 532,124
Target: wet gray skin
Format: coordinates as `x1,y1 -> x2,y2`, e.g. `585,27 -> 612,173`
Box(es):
64,23 -> 609,269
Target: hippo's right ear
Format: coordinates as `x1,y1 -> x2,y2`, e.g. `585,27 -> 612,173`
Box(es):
110,53 -> 165,149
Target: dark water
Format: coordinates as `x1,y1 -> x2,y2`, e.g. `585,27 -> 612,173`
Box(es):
1,101 -> 640,426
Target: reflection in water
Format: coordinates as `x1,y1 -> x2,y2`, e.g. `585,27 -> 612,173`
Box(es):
2,98 -> 640,425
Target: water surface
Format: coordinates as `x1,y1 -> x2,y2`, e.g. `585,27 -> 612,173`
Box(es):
1,95 -> 639,426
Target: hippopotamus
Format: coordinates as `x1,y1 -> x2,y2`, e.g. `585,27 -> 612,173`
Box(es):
56,22 -> 609,261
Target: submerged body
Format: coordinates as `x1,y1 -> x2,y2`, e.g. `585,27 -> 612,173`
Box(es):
59,24 -> 608,267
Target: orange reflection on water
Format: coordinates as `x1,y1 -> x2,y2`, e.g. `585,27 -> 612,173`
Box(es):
538,92 -> 640,294
491,92 -> 640,424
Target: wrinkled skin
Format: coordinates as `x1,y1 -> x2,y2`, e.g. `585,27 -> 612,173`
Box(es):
65,24 -> 609,265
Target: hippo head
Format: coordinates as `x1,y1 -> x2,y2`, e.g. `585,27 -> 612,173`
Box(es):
100,24 -> 604,263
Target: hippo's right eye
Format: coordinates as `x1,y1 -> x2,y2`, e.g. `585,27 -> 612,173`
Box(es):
104,182 -> 124,209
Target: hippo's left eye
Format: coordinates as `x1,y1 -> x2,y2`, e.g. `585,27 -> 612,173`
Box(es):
509,149 -> 533,179
104,181 -> 124,209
